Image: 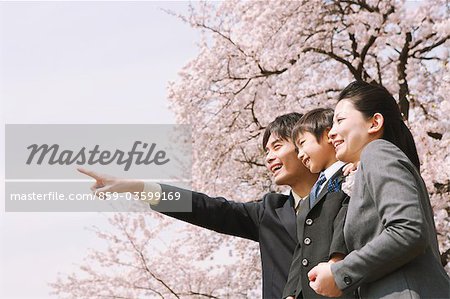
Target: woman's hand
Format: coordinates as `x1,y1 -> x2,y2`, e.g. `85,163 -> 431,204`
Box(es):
308,262 -> 343,297
77,167 -> 144,194
343,162 -> 359,176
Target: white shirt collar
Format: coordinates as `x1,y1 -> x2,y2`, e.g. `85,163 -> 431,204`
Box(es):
323,160 -> 346,181
292,190 -> 308,213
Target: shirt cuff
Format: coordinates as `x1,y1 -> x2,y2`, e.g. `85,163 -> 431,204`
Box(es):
142,182 -> 162,206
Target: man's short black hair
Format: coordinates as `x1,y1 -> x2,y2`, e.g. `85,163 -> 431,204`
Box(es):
262,112 -> 303,149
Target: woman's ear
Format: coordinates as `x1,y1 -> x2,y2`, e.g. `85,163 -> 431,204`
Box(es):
368,113 -> 384,134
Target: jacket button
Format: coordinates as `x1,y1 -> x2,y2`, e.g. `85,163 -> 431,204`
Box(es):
302,258 -> 309,266
306,218 -> 313,225
304,237 -> 311,245
344,276 -> 352,285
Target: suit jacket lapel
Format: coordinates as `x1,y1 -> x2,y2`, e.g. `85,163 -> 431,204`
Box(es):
296,196 -> 310,241
275,194 -> 297,242
310,168 -> 345,210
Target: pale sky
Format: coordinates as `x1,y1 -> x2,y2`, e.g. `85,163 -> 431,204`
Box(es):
0,1 -> 201,298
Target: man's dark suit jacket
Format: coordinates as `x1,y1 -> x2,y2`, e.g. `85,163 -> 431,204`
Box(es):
283,170 -> 350,299
153,184 -> 298,299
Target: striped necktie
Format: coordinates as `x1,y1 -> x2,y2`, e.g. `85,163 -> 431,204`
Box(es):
309,172 -> 327,206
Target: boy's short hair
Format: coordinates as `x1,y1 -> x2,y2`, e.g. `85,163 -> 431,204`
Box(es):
262,112 -> 303,149
292,108 -> 334,143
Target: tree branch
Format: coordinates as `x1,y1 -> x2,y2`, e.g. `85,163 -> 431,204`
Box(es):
397,32 -> 412,120
303,47 -> 360,79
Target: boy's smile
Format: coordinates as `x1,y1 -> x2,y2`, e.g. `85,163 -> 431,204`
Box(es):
295,131 -> 336,174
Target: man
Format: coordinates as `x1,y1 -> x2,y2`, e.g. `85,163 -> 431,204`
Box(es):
79,113 -> 318,298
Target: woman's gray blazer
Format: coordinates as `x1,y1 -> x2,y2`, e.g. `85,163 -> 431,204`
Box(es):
331,139 -> 450,299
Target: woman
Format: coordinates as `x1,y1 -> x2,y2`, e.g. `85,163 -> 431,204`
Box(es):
307,81 -> 450,298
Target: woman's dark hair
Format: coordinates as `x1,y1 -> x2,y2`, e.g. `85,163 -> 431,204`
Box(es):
339,81 -> 420,171
291,108 -> 334,143
262,112 -> 303,149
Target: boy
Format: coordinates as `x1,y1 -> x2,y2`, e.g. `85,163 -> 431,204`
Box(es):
79,113 -> 319,299
283,108 -> 349,299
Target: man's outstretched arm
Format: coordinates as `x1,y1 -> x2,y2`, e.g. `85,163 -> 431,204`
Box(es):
78,168 -> 262,241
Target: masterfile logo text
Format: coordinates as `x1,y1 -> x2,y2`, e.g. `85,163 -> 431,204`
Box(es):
5,124 -> 192,212
26,141 -> 170,171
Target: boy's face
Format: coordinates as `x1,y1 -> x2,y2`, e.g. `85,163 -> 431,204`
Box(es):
295,131 -> 334,174
264,134 -> 308,187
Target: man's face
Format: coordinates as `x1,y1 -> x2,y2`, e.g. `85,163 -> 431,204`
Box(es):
264,134 -> 308,187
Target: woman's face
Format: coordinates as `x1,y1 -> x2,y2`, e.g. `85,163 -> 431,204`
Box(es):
329,99 -> 374,163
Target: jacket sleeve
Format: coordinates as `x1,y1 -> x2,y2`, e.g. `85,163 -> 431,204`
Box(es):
331,140 -> 428,293
151,184 -> 263,242
282,242 -> 302,298
329,194 -> 349,258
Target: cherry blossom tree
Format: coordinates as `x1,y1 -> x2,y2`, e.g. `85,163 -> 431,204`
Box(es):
50,213 -> 261,298
52,1 -> 449,297
167,0 -> 450,269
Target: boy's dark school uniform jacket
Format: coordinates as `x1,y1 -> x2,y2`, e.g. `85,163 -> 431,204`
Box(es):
153,184 -> 298,299
283,168 -> 350,299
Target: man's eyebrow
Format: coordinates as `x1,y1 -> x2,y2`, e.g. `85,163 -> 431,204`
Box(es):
265,138 -> 282,151
270,138 -> 282,145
